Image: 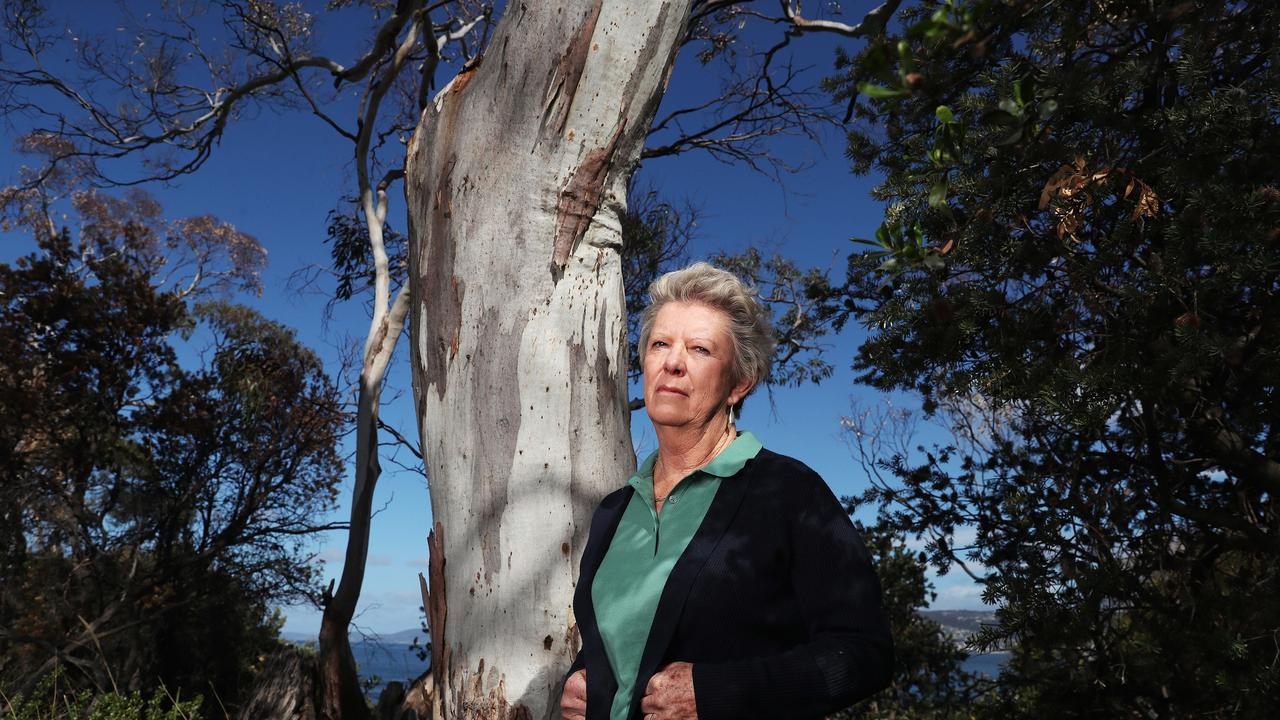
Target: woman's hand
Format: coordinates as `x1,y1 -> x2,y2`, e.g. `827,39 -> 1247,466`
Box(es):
640,662 -> 697,719
561,669 -> 587,720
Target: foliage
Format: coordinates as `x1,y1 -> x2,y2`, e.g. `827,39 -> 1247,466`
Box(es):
713,248 -> 848,389
620,178 -> 852,399
831,519 -> 986,720
620,177 -> 695,382
1,667 -> 203,720
323,205 -> 408,305
0,167 -> 346,713
825,0 -> 1280,716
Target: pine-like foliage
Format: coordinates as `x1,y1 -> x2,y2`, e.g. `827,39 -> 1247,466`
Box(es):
828,1 -> 1279,716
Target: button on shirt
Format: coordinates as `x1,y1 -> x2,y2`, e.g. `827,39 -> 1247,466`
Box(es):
590,431 -> 764,720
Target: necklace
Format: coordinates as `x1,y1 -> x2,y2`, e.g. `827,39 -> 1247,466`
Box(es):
654,424 -> 735,504
653,458 -> 678,503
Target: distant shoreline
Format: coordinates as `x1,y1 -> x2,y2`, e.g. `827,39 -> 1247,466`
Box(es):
282,612 -> 1010,692
282,608 -> 999,647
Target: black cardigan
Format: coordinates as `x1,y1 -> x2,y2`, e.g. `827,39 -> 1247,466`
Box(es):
567,448 -> 893,719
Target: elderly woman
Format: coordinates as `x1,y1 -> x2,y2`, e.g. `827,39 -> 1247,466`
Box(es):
560,262 -> 892,720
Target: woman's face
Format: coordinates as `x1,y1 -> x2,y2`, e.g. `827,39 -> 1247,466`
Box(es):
643,301 -> 752,431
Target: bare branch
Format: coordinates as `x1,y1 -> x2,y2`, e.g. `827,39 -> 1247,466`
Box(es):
642,43 -> 835,177
0,0 -> 493,187
778,0 -> 903,37
377,417 -> 424,462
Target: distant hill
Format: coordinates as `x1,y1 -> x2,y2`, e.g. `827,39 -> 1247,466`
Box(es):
921,609 -> 999,646
280,631 -> 316,644
281,628 -> 425,646
291,616 -> 998,651
284,620 -> 1007,687
288,616 -> 997,652
366,628 -> 425,645
278,630 -> 430,693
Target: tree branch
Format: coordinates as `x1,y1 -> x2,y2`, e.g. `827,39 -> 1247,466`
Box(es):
779,0 -> 903,38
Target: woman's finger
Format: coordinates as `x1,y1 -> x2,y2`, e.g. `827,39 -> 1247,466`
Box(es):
561,669 -> 587,718
642,662 -> 696,718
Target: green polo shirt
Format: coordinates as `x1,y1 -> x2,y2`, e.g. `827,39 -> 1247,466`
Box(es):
591,431 -> 763,720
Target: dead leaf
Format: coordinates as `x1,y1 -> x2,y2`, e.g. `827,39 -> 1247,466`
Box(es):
1040,165 -> 1074,209
1255,186 -> 1280,205
1130,179 -> 1160,223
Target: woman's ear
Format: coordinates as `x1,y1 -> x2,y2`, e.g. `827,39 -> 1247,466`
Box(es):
728,375 -> 754,407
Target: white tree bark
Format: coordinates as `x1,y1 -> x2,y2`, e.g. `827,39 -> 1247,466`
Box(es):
406,1 -> 694,717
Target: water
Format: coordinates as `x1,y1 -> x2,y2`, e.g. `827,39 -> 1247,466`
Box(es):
349,642 -> 1008,692
961,651 -> 1007,677
352,641 -> 430,689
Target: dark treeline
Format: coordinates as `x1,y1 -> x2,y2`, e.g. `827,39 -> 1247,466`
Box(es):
0,160 -> 349,714
820,0 -> 1279,716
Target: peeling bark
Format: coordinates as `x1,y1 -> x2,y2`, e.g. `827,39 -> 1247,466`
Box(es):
540,1 -> 604,138
406,2 -> 695,717
420,522 -> 448,719
553,119 -> 626,270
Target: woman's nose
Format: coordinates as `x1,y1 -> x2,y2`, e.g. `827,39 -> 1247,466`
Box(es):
663,346 -> 686,373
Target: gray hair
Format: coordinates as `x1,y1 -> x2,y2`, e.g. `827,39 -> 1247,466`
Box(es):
638,262 -> 775,414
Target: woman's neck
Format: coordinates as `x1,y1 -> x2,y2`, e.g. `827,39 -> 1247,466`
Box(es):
653,417 -> 735,487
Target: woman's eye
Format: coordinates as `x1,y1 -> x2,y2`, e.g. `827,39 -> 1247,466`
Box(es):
651,340 -> 667,348
694,346 -> 710,355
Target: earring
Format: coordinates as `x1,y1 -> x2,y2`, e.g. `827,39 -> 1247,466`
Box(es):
728,404 -> 736,426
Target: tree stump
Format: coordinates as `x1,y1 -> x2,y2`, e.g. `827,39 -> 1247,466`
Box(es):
239,645 -> 318,720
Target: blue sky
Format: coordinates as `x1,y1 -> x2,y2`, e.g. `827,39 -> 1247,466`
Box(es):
1,1 -> 984,638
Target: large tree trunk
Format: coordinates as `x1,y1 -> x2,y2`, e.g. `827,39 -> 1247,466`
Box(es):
405,2 -> 693,717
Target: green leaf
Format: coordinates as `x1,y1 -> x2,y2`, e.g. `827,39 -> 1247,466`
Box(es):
858,82 -> 908,99
897,40 -> 915,74
908,18 -> 944,41
933,130 -> 959,164
928,178 -> 949,208
983,108 -> 1020,127
922,253 -> 946,271
875,223 -> 891,247
996,127 -> 1024,146
908,223 -> 925,248
935,105 -> 955,123
860,43 -> 896,83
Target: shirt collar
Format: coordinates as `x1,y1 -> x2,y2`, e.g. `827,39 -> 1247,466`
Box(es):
628,431 -> 763,493
702,430 -> 763,477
